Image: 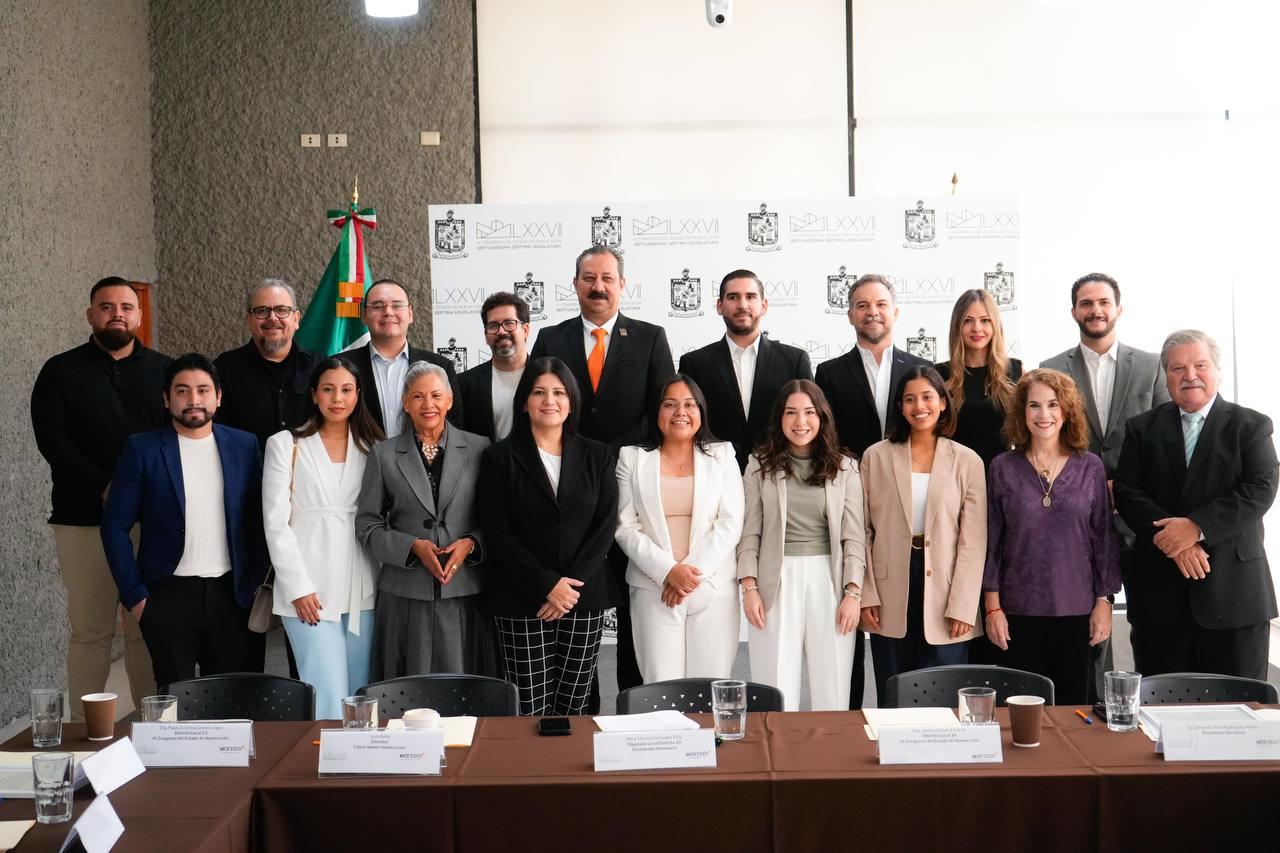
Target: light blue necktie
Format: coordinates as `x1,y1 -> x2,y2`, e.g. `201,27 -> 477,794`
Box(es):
1182,412 -> 1204,465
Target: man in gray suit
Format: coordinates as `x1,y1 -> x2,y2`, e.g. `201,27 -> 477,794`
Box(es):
1041,272 -> 1170,688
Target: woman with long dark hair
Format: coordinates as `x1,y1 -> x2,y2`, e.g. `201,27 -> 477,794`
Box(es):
263,356 -> 384,718
737,379 -> 865,711
480,357 -> 619,715
615,374 -> 743,683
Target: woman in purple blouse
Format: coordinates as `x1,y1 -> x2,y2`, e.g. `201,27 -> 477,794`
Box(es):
982,369 -> 1120,705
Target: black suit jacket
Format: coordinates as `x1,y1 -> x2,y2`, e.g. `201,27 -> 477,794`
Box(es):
457,360 -> 498,441
479,432 -> 619,617
814,345 -> 930,457
678,335 -> 813,471
346,342 -> 464,433
1114,398 -> 1278,629
529,313 -> 674,448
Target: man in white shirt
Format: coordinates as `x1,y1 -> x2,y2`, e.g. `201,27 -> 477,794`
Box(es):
458,292 -> 531,441
102,353 -> 268,688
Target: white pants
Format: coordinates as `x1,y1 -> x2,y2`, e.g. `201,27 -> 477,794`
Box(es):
748,554 -> 853,711
631,579 -> 740,683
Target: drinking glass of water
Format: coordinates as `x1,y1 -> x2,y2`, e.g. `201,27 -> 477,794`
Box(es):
711,680 -> 747,741
30,689 -> 63,749
32,752 -> 74,824
1104,671 -> 1141,732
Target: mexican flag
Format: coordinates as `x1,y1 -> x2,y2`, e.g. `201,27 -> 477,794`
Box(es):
296,199 -> 377,355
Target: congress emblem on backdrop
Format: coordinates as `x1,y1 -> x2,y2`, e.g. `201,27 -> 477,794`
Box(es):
668,269 -> 703,318
746,203 -> 781,252
983,262 -> 1016,308
905,328 -> 937,362
515,272 -> 547,320
826,266 -> 856,314
437,338 -> 468,373
591,206 -> 624,252
432,210 -> 468,260
903,200 -> 938,249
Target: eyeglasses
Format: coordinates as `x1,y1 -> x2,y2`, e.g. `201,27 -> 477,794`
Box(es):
366,301 -> 409,314
484,319 -> 522,334
249,305 -> 297,319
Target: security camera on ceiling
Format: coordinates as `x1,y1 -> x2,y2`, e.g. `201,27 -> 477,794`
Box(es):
706,0 -> 733,28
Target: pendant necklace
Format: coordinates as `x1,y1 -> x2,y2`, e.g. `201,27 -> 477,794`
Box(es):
1030,451 -> 1064,508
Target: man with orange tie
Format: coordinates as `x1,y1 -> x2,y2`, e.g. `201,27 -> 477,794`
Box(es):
530,245 -> 674,705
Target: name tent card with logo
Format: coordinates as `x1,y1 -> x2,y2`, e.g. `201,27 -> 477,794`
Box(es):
130,721 -> 254,767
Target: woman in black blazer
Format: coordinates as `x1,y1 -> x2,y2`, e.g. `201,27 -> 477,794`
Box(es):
480,357 -> 619,716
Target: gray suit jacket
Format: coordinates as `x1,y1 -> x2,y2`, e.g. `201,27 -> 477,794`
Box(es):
355,426 -> 490,601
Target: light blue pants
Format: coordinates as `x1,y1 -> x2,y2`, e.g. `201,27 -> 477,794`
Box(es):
283,610 -> 375,720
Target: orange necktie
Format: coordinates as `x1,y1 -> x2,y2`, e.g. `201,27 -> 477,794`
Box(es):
587,327 -> 607,392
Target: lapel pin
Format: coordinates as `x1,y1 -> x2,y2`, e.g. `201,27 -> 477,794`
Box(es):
618,328 -> 628,337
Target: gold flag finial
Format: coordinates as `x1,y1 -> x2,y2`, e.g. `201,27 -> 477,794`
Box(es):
352,176 -> 359,206
950,172 -> 959,195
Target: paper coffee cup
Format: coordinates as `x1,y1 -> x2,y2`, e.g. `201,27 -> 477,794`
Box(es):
1007,695 -> 1045,747
81,692 -> 118,741
403,708 -> 441,729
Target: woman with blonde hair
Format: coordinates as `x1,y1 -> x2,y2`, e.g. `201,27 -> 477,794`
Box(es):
936,289 -> 1022,469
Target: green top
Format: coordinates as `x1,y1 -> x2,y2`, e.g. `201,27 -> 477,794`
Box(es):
784,454 -> 830,557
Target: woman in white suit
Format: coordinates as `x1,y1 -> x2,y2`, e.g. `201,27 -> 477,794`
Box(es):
616,375 -> 744,683
263,356 -> 385,719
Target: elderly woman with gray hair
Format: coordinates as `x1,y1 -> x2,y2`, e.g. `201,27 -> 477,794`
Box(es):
356,361 -> 498,679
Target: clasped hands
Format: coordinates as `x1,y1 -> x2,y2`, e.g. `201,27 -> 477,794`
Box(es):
411,537 -> 474,585
1153,516 -> 1210,580
661,562 -> 702,608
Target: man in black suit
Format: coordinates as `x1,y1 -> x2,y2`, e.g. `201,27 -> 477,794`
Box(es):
346,279 -> 463,437
529,245 -> 674,704
815,273 -> 929,710
458,291 -> 530,442
1114,329 -> 1278,680
678,269 -> 813,471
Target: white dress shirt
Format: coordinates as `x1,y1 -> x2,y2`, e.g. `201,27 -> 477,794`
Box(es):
1079,341 -> 1119,432
490,365 -> 524,441
370,340 -> 410,438
857,343 -> 894,438
581,313 -> 620,362
727,333 -> 761,417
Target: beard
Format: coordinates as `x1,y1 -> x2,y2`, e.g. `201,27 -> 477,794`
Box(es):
492,338 -> 517,359
1076,315 -> 1117,340
724,312 -> 760,335
171,407 -> 213,430
857,321 -> 889,346
257,333 -> 289,354
93,327 -> 135,351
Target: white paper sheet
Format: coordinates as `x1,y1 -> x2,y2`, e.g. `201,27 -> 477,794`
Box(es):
862,707 -> 961,741
593,711 -> 700,733
0,819 -> 34,851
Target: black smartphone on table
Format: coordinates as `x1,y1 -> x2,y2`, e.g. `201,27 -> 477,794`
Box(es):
538,717 -> 571,736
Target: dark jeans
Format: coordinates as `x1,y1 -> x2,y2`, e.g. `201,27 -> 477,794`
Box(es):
869,549 -> 970,706
137,573 -> 254,689
998,613 -> 1091,706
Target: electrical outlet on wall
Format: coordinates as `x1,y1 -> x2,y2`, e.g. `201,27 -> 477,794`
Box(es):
327,133 -> 348,148
300,134 -> 321,148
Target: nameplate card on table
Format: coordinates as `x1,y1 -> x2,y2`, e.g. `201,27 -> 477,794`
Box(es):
58,793 -> 123,853
130,721 -> 254,767
317,728 -> 444,776
593,729 -> 717,772
878,724 -> 1003,765
1160,718 -> 1280,761
79,736 -> 145,795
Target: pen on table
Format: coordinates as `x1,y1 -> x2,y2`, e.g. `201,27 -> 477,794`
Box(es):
1074,708 -> 1093,725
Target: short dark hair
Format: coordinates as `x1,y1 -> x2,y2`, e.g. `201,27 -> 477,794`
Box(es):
481,291 -> 531,325
848,273 -> 896,306
885,366 -> 956,442
164,353 -> 221,394
638,374 -> 720,453
511,357 -> 581,437
718,269 -> 764,299
367,278 -> 410,298
90,276 -> 140,301
1070,273 -> 1120,306
574,245 -> 624,279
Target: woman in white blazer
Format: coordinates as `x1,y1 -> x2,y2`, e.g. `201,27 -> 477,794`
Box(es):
616,375 -> 744,683
737,379 -> 865,711
263,356 -> 385,719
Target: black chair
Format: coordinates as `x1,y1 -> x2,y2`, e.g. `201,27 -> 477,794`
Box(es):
884,665 -> 1055,708
1140,672 -> 1279,705
358,674 -> 518,718
163,673 -> 315,721
616,679 -> 784,714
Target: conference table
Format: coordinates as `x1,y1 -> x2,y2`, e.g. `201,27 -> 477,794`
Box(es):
3,709 -> 1277,852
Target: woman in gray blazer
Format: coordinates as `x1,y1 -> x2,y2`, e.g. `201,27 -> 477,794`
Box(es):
355,361 -> 494,680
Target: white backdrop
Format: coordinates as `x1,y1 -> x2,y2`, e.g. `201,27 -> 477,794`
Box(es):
427,195 -> 1020,374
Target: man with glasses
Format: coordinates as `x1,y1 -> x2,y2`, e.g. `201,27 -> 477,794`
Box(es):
347,278 -> 463,438
458,291 -> 530,441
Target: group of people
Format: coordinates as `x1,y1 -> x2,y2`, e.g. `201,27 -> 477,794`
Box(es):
32,250 -> 1277,721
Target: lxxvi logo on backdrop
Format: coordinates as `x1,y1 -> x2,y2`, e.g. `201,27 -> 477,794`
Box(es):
746,203 -> 781,252
668,269 -> 703,318
946,207 -> 1019,240
761,277 -> 799,308
903,200 -> 938,250
476,217 -> 564,251
432,210 -> 468,260
632,215 -> 719,247
430,284 -> 487,318
591,206 -> 624,252
789,212 -> 877,245
983,262 -> 1016,308
826,266 -> 856,314
515,272 -> 548,320
905,328 -> 938,362
436,338 -> 468,373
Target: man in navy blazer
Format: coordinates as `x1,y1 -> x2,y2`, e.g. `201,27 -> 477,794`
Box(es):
102,353 -> 268,688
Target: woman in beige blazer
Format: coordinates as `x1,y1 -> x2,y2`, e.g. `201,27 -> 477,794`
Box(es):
737,379 -> 865,711
860,366 -> 986,705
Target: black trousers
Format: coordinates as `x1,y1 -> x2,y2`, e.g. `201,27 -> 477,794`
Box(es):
137,573 -> 254,690
588,545 -> 641,714
998,613 -> 1091,706
1129,619 -> 1271,682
